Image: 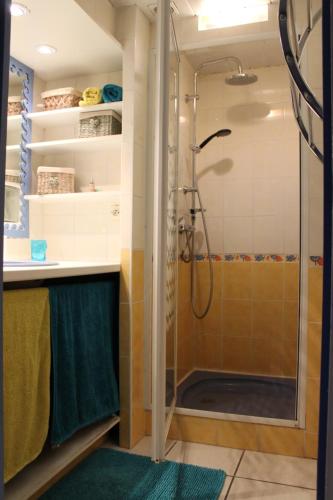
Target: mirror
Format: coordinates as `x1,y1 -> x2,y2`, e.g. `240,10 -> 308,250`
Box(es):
5,57 -> 33,237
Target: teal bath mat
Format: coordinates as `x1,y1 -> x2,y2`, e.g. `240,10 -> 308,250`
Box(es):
41,448 -> 226,499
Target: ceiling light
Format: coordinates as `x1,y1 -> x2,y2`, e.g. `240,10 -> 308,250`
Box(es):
198,0 -> 270,31
36,44 -> 57,55
10,2 -> 29,16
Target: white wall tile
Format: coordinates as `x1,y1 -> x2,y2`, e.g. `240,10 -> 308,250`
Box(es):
253,179 -> 281,216
43,215 -> 75,234
253,216 -> 284,254
224,216 -> 253,253
196,65 -> 300,255
223,180 -> 253,217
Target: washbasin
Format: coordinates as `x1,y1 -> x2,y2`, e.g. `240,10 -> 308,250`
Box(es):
3,260 -> 59,267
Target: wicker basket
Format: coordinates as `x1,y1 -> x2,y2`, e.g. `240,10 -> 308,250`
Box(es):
8,96 -> 22,115
5,169 -> 21,184
37,167 -> 75,195
41,88 -> 82,111
79,110 -> 122,138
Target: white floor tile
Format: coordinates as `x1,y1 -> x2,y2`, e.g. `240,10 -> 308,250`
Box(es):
237,451 -> 317,489
228,478 -> 317,500
219,476 -> 233,499
166,441 -> 243,476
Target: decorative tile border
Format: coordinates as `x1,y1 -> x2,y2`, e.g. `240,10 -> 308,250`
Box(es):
194,253 -> 299,263
193,253 -> 324,266
309,256 -> 324,267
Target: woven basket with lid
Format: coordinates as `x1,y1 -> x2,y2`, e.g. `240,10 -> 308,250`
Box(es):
37,167 -> 75,194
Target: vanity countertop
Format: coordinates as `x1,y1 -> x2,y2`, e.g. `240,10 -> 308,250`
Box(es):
3,261 -> 120,282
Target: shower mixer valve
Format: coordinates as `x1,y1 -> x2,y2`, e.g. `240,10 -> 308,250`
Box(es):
178,186 -> 197,194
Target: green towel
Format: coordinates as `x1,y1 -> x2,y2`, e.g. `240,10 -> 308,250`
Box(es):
4,289 -> 51,482
49,280 -> 119,446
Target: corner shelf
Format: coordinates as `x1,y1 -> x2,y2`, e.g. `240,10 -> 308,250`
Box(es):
27,102 -> 123,128
25,191 -> 120,202
27,134 -> 122,154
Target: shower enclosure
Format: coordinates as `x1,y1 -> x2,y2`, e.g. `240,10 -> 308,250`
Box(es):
150,0 -> 323,462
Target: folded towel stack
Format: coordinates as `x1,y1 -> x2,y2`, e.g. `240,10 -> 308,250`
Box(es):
79,87 -> 102,107
102,84 -> 123,103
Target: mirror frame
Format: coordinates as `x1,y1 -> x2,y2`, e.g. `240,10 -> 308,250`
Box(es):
5,56 -> 33,238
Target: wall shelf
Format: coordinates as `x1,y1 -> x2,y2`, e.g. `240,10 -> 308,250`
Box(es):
6,144 -> 20,154
27,134 -> 122,154
25,191 -> 120,202
7,114 -> 21,132
27,102 -> 123,128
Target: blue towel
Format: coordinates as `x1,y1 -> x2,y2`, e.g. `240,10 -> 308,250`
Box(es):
49,280 -> 119,446
102,84 -> 123,103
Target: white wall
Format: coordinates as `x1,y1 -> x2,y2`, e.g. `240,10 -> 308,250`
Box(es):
194,64 -> 300,256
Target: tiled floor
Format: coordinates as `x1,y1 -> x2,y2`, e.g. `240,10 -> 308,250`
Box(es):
105,436 -> 317,499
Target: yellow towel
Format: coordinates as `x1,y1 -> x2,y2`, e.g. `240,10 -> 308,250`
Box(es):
79,87 -> 102,107
3,288 -> 51,482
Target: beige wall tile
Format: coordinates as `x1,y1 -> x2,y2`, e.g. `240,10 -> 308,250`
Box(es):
119,303 -> 130,357
196,333 -> 222,370
284,300 -> 299,341
257,426 -> 304,457
145,410 -> 152,436
172,415 -> 218,445
252,300 -> 284,338
282,339 -> 298,377
120,248 -> 131,303
308,267 -> 323,323
223,263 -> 252,299
222,300 -> 252,337
222,337 -> 254,373
216,421 -> 258,450
132,250 -> 144,302
304,432 -> 318,459
131,407 -> 146,447
285,263 -> 300,300
306,378 -> 320,433
252,337 -> 284,376
253,263 -> 284,300
307,322 -> 322,379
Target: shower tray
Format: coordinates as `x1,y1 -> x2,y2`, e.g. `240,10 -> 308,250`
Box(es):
176,370 -> 296,420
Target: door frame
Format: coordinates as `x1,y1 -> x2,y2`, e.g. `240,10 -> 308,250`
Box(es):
151,0 -> 171,463
318,1 -> 333,499
0,0 -> 11,492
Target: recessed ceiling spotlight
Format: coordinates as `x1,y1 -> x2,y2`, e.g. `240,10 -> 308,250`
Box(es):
10,2 -> 30,16
36,44 -> 57,55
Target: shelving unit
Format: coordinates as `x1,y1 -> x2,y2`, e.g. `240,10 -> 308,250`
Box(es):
27,134 -> 122,155
27,101 -> 123,128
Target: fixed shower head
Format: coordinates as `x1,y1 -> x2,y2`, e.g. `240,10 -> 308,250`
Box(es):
199,129 -> 232,151
225,72 -> 258,86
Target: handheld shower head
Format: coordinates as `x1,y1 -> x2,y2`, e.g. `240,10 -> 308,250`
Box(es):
198,129 -> 232,151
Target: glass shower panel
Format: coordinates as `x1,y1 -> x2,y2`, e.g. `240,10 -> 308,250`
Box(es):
151,0 -> 180,462
165,21 -> 180,411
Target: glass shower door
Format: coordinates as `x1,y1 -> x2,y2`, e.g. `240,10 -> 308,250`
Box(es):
151,0 -> 180,462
